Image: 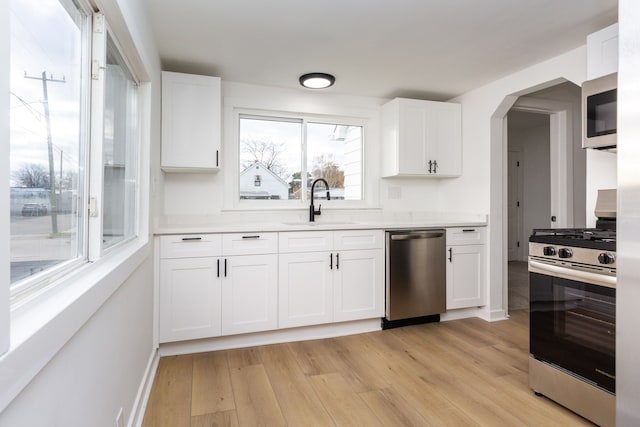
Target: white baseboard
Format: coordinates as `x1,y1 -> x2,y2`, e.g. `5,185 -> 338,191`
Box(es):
129,348 -> 159,427
483,308 -> 509,322
159,318 -> 382,357
440,307 -> 481,321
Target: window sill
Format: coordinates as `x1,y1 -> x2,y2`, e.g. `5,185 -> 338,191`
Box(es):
0,238 -> 151,413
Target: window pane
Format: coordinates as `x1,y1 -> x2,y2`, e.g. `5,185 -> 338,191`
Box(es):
307,123 -> 363,200
9,0 -> 86,285
239,117 -> 302,200
102,34 -> 138,250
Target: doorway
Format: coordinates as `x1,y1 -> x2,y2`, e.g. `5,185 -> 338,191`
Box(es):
507,110 -> 551,310
491,80 -> 585,316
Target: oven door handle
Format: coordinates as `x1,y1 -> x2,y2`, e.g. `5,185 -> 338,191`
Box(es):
529,259 -> 616,288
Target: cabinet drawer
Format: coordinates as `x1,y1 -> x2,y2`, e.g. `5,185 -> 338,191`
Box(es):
159,234 -> 222,259
222,232 -> 278,255
279,231 -> 333,253
333,229 -> 383,251
446,227 -> 486,245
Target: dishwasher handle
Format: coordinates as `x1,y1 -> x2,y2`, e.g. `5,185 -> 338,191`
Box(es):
390,231 -> 444,240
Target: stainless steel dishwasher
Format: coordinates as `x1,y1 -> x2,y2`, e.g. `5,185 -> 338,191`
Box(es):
383,229 -> 446,328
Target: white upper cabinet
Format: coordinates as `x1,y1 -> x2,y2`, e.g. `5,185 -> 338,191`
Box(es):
382,98 -> 462,177
161,71 -> 221,172
587,23 -> 618,80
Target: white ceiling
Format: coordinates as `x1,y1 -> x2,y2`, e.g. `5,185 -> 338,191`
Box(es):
147,0 -> 617,100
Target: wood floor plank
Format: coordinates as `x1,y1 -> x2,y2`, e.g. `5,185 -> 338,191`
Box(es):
191,410 -> 239,427
143,354 -> 194,427
229,363 -> 286,426
287,337 -> 340,376
359,386 -> 431,427
309,372 -> 384,427
258,343 -> 334,426
191,351 -> 235,416
225,346 -> 261,369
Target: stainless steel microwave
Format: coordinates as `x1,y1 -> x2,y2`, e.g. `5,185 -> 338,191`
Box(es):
582,72 -> 617,150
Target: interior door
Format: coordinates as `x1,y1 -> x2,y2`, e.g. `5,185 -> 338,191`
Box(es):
508,150 -> 524,261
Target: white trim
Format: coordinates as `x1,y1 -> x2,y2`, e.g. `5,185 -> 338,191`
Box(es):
158,318 -> 381,357
0,0 -> 9,357
129,349 -> 159,427
0,240 -> 150,413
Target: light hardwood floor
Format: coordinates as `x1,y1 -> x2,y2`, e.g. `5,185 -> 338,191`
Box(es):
142,311 -> 594,426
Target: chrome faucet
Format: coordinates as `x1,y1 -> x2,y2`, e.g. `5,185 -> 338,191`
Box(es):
309,178 -> 331,222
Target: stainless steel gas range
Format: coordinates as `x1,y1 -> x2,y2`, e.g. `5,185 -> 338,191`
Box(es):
528,191 -> 616,427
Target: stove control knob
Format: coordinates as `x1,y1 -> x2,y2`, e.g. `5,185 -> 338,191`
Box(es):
598,252 -> 616,265
558,248 -> 573,259
543,246 -> 557,256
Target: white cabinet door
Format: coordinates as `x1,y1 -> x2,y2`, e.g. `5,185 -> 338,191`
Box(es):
159,257 -> 221,343
221,254 -> 278,335
587,23 -> 618,79
279,252 -> 333,328
446,245 -> 485,309
161,71 -> 221,172
425,101 -> 462,176
334,249 -> 384,322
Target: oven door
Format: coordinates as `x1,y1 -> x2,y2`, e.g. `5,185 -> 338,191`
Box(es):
529,266 -> 616,393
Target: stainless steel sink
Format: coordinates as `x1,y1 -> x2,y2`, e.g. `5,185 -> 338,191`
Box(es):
282,221 -> 356,226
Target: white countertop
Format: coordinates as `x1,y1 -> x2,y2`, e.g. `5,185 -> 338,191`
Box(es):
154,211 -> 488,235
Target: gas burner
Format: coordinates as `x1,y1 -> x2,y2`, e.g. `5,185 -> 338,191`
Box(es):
530,228 -> 616,251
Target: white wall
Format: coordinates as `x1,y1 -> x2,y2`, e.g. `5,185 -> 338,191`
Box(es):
586,150 -> 617,227
161,81 -> 445,222
446,47 -> 586,319
0,258 -> 154,427
0,0 -> 161,425
616,1 -> 640,423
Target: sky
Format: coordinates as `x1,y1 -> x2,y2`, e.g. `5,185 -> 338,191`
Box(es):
9,0 -> 84,187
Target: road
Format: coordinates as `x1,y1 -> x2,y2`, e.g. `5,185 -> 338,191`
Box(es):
10,213 -> 77,283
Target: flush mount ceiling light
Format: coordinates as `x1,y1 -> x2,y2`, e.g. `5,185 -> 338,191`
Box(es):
299,72 -> 335,89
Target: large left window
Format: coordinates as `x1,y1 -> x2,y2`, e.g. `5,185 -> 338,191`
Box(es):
9,0 -> 140,302
9,0 -> 89,298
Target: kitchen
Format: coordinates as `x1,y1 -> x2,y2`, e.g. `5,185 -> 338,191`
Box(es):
1,0 -> 640,426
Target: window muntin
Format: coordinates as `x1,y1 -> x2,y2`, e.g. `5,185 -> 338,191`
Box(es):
238,114 -> 363,202
102,34 -> 138,250
9,0 -> 88,290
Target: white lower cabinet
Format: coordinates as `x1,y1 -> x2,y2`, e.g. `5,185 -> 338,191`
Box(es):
221,254 -> 278,335
159,257 -> 222,343
333,249 -> 384,322
446,228 -> 486,309
278,230 -> 384,328
279,252 -> 333,328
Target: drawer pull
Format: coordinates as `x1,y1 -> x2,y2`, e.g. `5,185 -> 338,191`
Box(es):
242,235 -> 261,239
181,237 -> 203,241
462,229 -> 476,232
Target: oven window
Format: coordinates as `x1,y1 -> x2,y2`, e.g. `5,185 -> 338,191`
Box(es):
555,286 -> 615,356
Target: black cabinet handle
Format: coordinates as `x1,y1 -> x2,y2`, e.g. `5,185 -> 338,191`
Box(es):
462,229 -> 476,232
216,150 -> 219,167
330,253 -> 333,270
448,248 -> 453,263
428,160 -> 433,173
433,160 -> 438,173
217,259 -> 220,277
336,253 -> 340,270
242,235 -> 260,239
181,237 -> 202,241
224,258 -> 227,277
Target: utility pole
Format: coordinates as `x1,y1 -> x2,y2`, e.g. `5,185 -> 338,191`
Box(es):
24,71 -> 65,234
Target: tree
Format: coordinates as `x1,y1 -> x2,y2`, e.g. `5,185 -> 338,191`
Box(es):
241,138 -> 288,179
13,163 -> 50,188
288,171 -> 312,199
312,154 -> 344,189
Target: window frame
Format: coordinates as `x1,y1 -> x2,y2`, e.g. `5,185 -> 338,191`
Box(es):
230,107 -> 370,211
7,8 -> 143,302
